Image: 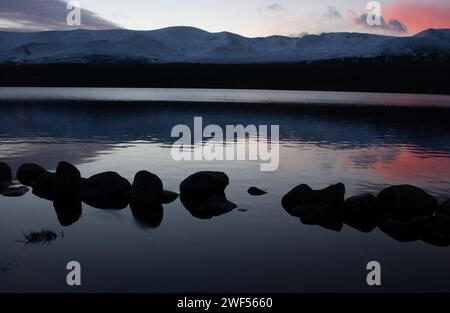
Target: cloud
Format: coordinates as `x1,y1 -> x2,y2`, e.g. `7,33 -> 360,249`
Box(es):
383,0 -> 450,34
323,6 -> 342,19
264,3 -> 284,13
0,0 -> 120,31
350,12 -> 408,34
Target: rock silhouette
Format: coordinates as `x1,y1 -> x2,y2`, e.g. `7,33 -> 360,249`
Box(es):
247,187 -> 267,196
81,171 -> 131,209
282,183 -> 345,214
130,171 -> 164,227
54,161 -> 82,200
185,194 -> 237,219
341,194 -> 378,233
1,185 -> 30,197
180,171 -> 236,219
414,215 -> 450,247
180,171 -> 229,204
377,185 -> 437,221
16,163 -> 48,186
162,190 -> 179,204
32,172 -> 56,201
0,162 -> 12,183
378,218 -> 423,243
292,203 -> 343,232
53,198 -> 82,227
437,199 -> 450,216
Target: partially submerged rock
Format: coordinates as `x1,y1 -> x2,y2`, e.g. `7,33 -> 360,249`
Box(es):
162,190 -> 179,204
376,185 -> 437,221
282,183 -> 345,214
130,171 -> 164,227
185,194 -> 237,219
414,215 -> 450,247
180,171 -> 229,205
16,163 -> 48,186
1,185 -> 29,197
378,218 -> 423,243
54,161 -> 82,200
53,198 -> 82,227
81,171 -> 131,209
247,187 -> 267,196
32,172 -> 56,201
292,203 -> 343,232
437,199 -> 450,216
341,194 -> 378,233
0,162 -> 12,183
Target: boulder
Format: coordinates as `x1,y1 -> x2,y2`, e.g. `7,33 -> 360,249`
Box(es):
131,204 -> 163,229
32,172 -> 56,201
437,199 -> 450,216
1,186 -> 29,197
376,185 -> 437,220
341,194 -> 378,233
130,171 -> 163,208
54,161 -> 82,199
413,215 -> 450,247
0,162 -> 12,182
378,218 -> 422,243
185,194 -> 237,219
81,172 -> 131,209
162,190 -> 179,204
16,163 -> 48,186
282,183 -> 345,213
180,171 -> 229,205
53,198 -> 82,227
292,203 -> 343,231
247,187 -> 267,196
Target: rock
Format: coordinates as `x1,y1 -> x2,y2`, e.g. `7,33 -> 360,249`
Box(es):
437,199 -> 450,216
247,187 -> 267,196
132,204 -> 163,229
162,190 -> 179,204
32,172 -> 56,201
378,218 -> 422,243
53,198 -> 82,227
17,163 -> 48,186
54,161 -> 82,199
130,171 -> 163,211
282,183 -> 345,213
180,171 -> 229,205
413,215 -> 450,247
81,172 -> 131,209
0,162 -> 12,182
376,185 -> 437,221
185,194 -> 237,219
292,203 -> 343,232
341,194 -> 378,233
1,186 -> 29,197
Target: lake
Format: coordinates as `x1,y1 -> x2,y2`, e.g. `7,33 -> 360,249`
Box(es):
0,88 -> 449,292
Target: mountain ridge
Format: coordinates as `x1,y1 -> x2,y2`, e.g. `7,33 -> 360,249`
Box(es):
0,27 -> 449,64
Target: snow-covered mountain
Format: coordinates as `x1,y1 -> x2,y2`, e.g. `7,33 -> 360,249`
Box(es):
0,27 -> 449,64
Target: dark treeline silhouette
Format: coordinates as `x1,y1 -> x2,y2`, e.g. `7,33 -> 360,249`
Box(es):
1,56 -> 449,94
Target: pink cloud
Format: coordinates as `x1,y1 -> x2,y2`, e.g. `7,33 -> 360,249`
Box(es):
384,0 -> 450,34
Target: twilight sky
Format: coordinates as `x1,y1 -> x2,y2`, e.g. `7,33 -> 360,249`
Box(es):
0,0 -> 449,36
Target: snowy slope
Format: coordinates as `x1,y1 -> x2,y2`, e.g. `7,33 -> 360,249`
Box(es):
0,27 -> 449,64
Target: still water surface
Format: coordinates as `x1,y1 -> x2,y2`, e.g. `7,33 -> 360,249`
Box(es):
0,88 -> 449,292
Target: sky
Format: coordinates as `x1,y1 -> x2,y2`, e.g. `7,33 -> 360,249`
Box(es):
0,0 -> 449,36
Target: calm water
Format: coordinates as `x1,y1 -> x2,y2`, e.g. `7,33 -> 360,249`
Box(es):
0,88 -> 449,292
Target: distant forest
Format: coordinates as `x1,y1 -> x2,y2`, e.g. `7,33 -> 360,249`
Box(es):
1,56 -> 449,94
